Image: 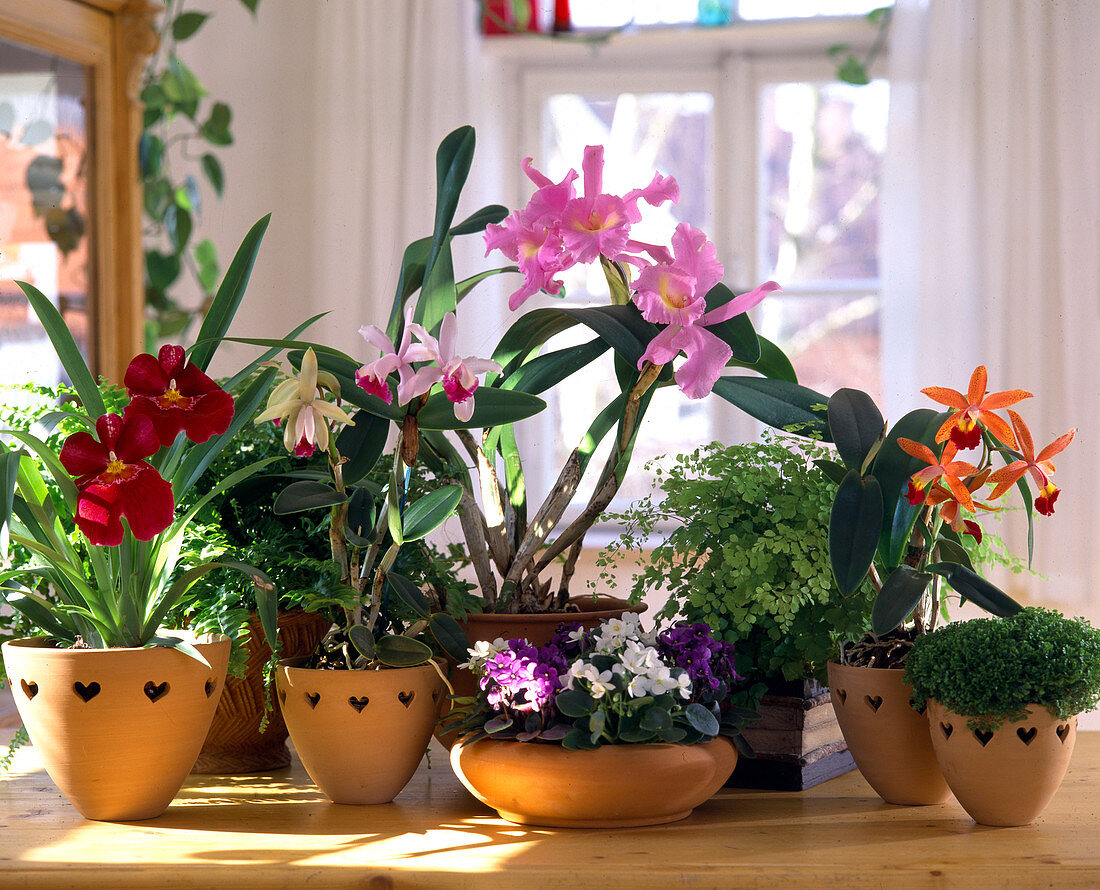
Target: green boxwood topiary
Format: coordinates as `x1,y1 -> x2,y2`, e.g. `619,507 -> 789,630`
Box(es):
905,607 -> 1100,732
598,435 -> 875,686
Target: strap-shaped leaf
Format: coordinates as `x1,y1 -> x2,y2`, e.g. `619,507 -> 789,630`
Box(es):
429,612 -> 470,662
148,634 -> 211,668
927,562 -> 1023,617
143,559 -> 275,642
374,633 -> 433,667
0,449 -> 21,559
557,304 -> 657,366
385,571 -> 431,618
450,203 -> 509,236
711,376 -> 831,439
728,334 -> 797,383
428,126 -> 476,265
492,308 -> 580,377
0,587 -> 76,641
416,234 -> 457,335
871,565 -> 933,635
336,409 -> 390,485
830,469 -> 883,595
386,237 -> 432,339
15,282 -> 104,416
417,388 -> 545,431
273,480 -> 347,514
702,283 -> 761,363
933,531 -> 975,572
2,432 -> 78,510
219,312 -> 329,391
813,458 -> 848,486
456,266 -> 515,303
401,484 -> 462,541
189,214 -> 271,371
828,388 -> 885,472
498,338 -> 609,395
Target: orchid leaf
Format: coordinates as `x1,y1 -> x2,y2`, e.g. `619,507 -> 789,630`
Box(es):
386,572 -> 431,618
189,214 -> 270,371
374,633 -> 432,668
429,612 -> 470,662
829,469 -> 883,595
813,458 -> 849,485
273,480 -> 347,514
401,484 -> 462,541
220,313 -> 329,391
387,237 -> 431,338
491,308 -> 580,377
711,376 -> 831,440
0,587 -> 75,641
1,432 -> 77,509
450,203 -> 508,237
417,388 -> 544,430
0,450 -> 21,559
828,388 -> 885,472
872,565 -> 933,635
927,562 -> 1023,617
499,338 -> 609,395
336,408 -> 389,485
416,234 -> 456,335
143,560 -> 274,641
557,304 -> 656,366
149,634 -> 211,668
727,334 -> 797,383
15,282 -> 104,418
456,266 -> 515,303
348,624 -> 376,660
933,530 -> 975,572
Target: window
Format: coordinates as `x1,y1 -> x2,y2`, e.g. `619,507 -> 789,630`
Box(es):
482,13 -> 888,514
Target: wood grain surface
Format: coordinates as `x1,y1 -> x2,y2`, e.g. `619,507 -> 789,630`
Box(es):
1,733 -> 1098,888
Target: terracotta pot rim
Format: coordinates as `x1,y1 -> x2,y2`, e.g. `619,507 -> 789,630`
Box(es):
456,736 -> 722,754
2,631 -> 230,654
461,604 -> 647,624
827,659 -> 906,675
277,657 -> 443,673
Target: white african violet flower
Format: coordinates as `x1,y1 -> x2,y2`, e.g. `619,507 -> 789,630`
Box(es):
619,639 -> 663,675
570,661 -> 616,699
459,637 -> 508,671
626,673 -> 652,698
648,666 -> 692,699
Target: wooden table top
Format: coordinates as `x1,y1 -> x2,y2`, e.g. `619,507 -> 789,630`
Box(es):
1,733 -> 1098,889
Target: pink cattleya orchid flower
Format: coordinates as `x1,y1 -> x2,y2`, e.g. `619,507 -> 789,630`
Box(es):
638,280 -> 780,400
408,313 -> 501,422
633,223 -> 724,327
355,305 -> 437,405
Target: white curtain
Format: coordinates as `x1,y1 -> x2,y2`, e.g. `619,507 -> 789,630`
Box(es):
309,1 -> 481,357
883,0 -> 1100,609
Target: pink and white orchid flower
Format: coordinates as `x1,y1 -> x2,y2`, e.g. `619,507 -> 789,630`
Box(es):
638,280 -> 781,400
355,304 -> 437,406
407,313 -> 502,422
632,223 -> 724,327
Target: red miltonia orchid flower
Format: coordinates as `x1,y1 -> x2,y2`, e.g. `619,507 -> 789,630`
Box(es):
897,438 -> 979,511
58,413 -> 175,546
123,345 -> 234,447
987,409 -> 1076,516
922,365 -> 1031,450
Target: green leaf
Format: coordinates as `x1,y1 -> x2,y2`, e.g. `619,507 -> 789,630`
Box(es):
385,572 -> 431,618
417,388 -> 545,431
145,249 -> 181,290
200,153 -> 224,196
555,688 -> 596,717
273,480 -> 347,514
928,563 -> 1023,617
828,388 -> 885,472
374,633 -> 432,667
401,484 -> 462,541
348,624 -> 376,660
813,458 -> 848,486
711,376 -> 831,439
498,338 -> 608,396
139,132 -> 164,178
491,308 -> 579,375
933,533 -> 974,572
2,431 -> 77,509
190,214 -> 271,371
558,304 -> 656,366
149,635 -> 210,668
837,56 -> 870,85
640,706 -> 673,732
872,565 -> 933,635
728,333 -> 796,382
703,283 -> 762,363
0,450 -> 19,558
588,708 -> 606,742
335,409 -> 389,485
0,588 -> 75,641
428,126 -> 475,268
345,486 -> 376,543
202,102 -> 233,146
238,0 -> 260,13
684,702 -> 720,736
14,282 -> 104,418
450,204 -> 509,236
194,238 -> 219,294
171,11 -> 209,40
415,235 -> 456,334
165,204 -> 192,252
829,469 -> 883,595
428,612 -> 470,662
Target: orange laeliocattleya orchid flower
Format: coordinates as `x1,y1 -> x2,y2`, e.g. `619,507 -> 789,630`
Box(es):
987,409 -> 1076,516
897,438 -> 979,511
922,365 -> 1032,450
926,471 -> 996,544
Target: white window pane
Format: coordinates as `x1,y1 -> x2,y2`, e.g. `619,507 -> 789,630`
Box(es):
570,0 -> 698,28
739,0 -> 893,20
760,80 -> 888,283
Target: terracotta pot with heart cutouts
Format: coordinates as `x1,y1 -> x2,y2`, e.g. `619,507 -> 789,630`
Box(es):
925,700 -> 1076,826
827,660 -> 952,805
276,657 -> 444,804
2,632 -> 230,822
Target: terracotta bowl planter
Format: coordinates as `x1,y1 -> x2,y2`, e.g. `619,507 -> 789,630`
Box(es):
276,658 -> 444,804
927,701 -> 1077,826
450,736 -> 738,828
827,660 -> 951,806
2,633 -> 229,822
192,609 -> 331,774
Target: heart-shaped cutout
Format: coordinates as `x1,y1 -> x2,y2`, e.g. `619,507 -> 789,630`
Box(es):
1057,724 -> 1071,743
940,722 -> 953,739
204,679 -> 217,698
864,694 -> 883,713
398,690 -> 415,709
1017,726 -> 1037,745
20,679 -> 38,700
348,696 -> 369,713
305,692 -> 321,709
431,688 -> 441,704
973,729 -> 994,747
143,681 -> 170,703
73,681 -> 100,702
835,688 -> 847,705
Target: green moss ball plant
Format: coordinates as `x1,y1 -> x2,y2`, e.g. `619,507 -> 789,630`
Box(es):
905,607 -> 1100,732
599,435 -> 875,687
